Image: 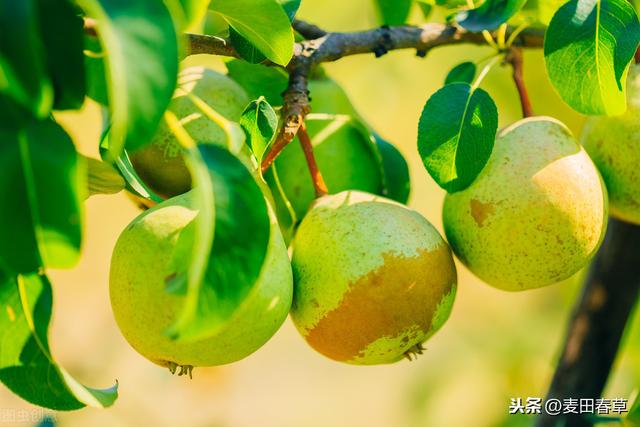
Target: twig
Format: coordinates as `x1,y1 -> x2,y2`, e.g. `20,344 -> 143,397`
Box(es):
535,219 -> 640,427
298,122 -> 328,197
506,47 -> 533,118
84,18 -> 544,64
260,63 -> 312,173
293,19 -> 328,39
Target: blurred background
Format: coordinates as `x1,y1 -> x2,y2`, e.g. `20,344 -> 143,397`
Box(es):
1,1 -> 638,426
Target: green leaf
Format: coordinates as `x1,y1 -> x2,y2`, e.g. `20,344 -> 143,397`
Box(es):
0,0 -> 52,119
99,128 -> 164,203
416,0 -> 435,18
226,59 -> 289,106
210,0 -> 294,66
37,0 -> 85,110
84,155 -> 126,197
374,133 -> 411,204
373,0 -> 413,25
279,0 -> 301,20
76,0 -> 179,155
0,120 -> 84,274
168,144 -> 270,341
544,0 -> 640,115
240,97 -> 278,163
417,83 -> 498,193
227,0 -> 299,63
457,0 -> 527,31
445,61 -> 477,85
229,28 -> 268,64
0,272 -> 118,410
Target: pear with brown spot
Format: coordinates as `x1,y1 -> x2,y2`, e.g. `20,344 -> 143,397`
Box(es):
443,117 -> 608,291
582,64 -> 640,225
290,191 -> 457,365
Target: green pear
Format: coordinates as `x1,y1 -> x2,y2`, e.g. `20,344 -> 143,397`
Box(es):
129,66 -> 249,199
290,191 -> 457,365
109,191 -> 293,369
443,117 -> 608,291
581,64 -> 640,225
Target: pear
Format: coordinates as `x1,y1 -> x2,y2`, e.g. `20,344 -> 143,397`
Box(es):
129,66 -> 249,198
109,191 -> 292,368
443,117 -> 608,291
581,64 -> 640,225
290,191 -> 457,365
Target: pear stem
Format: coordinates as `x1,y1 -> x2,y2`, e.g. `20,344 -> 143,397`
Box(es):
506,47 -> 533,118
298,122 -> 328,198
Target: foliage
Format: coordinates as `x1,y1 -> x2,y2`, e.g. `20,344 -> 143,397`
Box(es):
0,0 -> 639,414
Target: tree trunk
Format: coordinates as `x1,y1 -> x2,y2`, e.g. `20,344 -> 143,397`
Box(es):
535,219 -> 640,427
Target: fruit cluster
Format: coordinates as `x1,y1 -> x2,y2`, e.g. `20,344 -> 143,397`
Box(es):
109,64 -> 638,372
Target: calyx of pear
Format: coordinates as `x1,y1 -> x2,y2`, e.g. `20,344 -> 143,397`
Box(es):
443,116 -> 608,291
109,191 -> 293,370
290,190 -> 457,365
129,66 -> 249,199
581,64 -> 640,225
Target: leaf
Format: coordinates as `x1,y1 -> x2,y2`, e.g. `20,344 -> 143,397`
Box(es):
168,144 -> 270,341
457,0 -> 528,31
417,83 -> 498,193
226,59 -> 289,106
36,0 -> 85,110
544,0 -> 640,115
210,0 -> 294,66
76,0 -> 179,155
0,0 -> 52,119
416,0 -> 435,18
445,61 -> 477,85
373,0 -> 413,25
0,119 -> 84,274
240,97 -> 278,163
84,155 -> 126,197
228,0 -> 299,63
374,133 -> 411,204
0,272 -> 118,410
279,0 -> 301,20
229,28 -> 268,64
98,128 -> 164,203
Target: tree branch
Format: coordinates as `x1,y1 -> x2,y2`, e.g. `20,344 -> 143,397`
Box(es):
293,19 -> 328,39
535,219 -> 640,427
506,47 -> 534,118
298,121 -> 328,197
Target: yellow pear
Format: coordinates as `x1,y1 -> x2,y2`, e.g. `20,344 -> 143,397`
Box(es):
443,117 -> 608,291
290,191 -> 457,365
